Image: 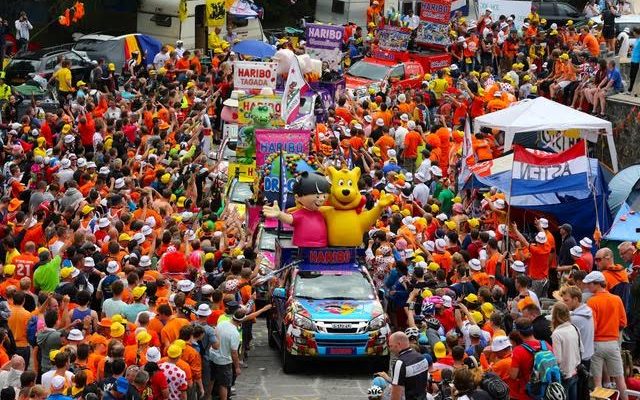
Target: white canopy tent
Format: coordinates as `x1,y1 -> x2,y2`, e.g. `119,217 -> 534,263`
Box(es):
473,97 -> 618,172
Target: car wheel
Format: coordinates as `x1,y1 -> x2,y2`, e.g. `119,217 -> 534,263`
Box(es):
281,332 -> 297,374
267,317 -> 277,349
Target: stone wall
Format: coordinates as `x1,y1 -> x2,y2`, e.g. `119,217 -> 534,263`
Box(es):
604,95 -> 640,170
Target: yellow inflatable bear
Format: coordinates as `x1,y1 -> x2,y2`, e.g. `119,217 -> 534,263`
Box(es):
321,166 -> 394,247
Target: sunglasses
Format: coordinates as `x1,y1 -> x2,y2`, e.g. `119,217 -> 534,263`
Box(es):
595,256 -> 607,261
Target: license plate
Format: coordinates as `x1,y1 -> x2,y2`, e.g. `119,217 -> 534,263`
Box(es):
332,323 -> 352,329
327,347 -> 355,355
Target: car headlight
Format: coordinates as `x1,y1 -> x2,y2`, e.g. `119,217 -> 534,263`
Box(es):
368,314 -> 386,331
294,314 -> 316,331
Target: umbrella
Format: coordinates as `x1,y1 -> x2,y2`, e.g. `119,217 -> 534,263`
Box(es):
12,84 -> 46,96
608,165 -> 640,215
232,40 -> 276,59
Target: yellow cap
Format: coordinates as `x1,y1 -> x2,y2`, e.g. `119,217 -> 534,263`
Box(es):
523,74 -> 531,82
161,173 -> 171,184
119,233 -> 132,242
132,286 -> 147,300
453,196 -> 462,204
136,331 -> 152,344
428,262 -> 440,272
204,252 -> 215,261
174,339 -> 187,349
60,267 -> 74,278
111,314 -> 127,324
167,344 -> 182,358
430,204 -> 439,213
421,289 -> 433,298
470,310 -> 484,324
391,205 -> 400,212
3,264 -> 15,276
567,20 -> 573,26
423,73 -> 432,81
186,81 -> 196,89
38,247 -> 49,254
177,196 -> 186,208
434,341 -> 446,358
108,63 -> 116,71
62,124 -> 72,134
81,205 -> 94,215
414,255 -> 425,263
464,293 -> 479,303
480,72 -> 490,79
158,67 -> 167,75
560,53 -> 570,60
400,209 -> 411,217
49,349 -> 60,361
110,322 -> 125,338
470,71 -> 479,77
444,220 -> 457,230
481,302 -> 494,317
468,218 -> 480,228
170,193 -> 177,203
76,80 -> 86,87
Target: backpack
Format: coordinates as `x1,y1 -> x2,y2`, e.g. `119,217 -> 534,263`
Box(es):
27,315 -> 39,347
522,341 -> 562,400
480,372 -> 510,400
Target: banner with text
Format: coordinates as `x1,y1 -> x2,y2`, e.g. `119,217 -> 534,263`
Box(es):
233,61 -> 277,91
306,23 -> 344,49
377,26 -> 411,52
420,0 -> 452,23
238,94 -> 285,126
255,129 -> 310,167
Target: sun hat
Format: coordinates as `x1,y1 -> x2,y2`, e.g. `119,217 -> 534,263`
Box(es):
491,335 -> 511,352
68,329 -> 84,341
146,347 -> 161,363
570,246 -> 582,258
110,322 -> 125,338
583,271 -> 605,284
535,232 -> 547,244
511,260 -> 526,273
469,258 -> 482,271
196,304 -> 213,317
106,260 -> 119,274
580,237 -> 593,248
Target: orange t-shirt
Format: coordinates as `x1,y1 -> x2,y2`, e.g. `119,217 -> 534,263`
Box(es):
583,33 -> 600,56
485,253 -> 501,276
403,131 -> 423,158
8,305 -> 32,346
587,290 -> 627,342
175,58 -> 190,71
528,243 -> 551,280
124,344 -> 147,366
375,135 -> 395,161
160,317 -> 189,348
181,345 -> 202,380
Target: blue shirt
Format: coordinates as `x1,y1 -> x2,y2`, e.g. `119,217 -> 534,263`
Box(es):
632,43 -> 640,63
608,68 -> 624,91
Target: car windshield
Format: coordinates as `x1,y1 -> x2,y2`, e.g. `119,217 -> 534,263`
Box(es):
73,40 -> 105,52
347,61 -> 390,81
8,59 -> 39,73
230,181 -> 253,203
294,270 -> 375,300
259,230 -> 278,252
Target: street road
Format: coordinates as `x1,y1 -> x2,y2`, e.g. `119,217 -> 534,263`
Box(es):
235,319 -> 376,400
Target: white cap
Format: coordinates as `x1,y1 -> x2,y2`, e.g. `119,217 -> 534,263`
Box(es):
435,238 -> 447,251
436,213 -> 448,222
469,325 -> 482,337
487,230 -> 496,239
68,329 -> 84,341
580,237 -> 593,248
201,284 -> 214,295
494,199 -> 506,209
491,335 -> 511,352
145,216 -> 156,228
535,232 -> 547,244
407,120 -> 416,130
99,166 -> 110,175
387,149 -> 397,159
583,271 -> 606,284
77,158 -> 87,168
106,260 -> 119,274
64,135 -> 75,144
114,178 -> 125,189
450,64 -> 459,71
415,261 -> 428,270
430,166 -> 443,177
539,218 -> 549,228
469,258 -> 482,271
550,23 -> 558,29
133,232 -> 145,244
442,295 -> 453,308
364,115 -> 372,123
398,93 -> 407,103
98,218 -> 110,228
146,347 -> 161,363
500,22 -> 509,29
376,118 -> 385,126
139,255 -> 152,268
84,257 -> 95,267
511,260 -> 526,273
185,229 -> 197,241
423,240 -> 435,252
141,225 -> 153,236
70,267 -> 80,278
196,304 -> 213,316
400,113 -> 409,122
51,375 -> 67,390
178,279 -> 195,292
86,161 -> 96,169
570,246 -> 583,258
61,159 -> 71,168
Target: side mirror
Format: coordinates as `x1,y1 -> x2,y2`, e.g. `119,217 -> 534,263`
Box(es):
377,288 -> 385,300
273,287 -> 287,299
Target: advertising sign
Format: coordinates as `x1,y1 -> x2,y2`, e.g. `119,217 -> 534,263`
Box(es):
255,129 -> 310,167
305,23 -> 345,49
238,94 -> 285,126
377,26 -> 411,51
420,0 -> 452,24
233,61 -> 278,91
416,22 -> 452,48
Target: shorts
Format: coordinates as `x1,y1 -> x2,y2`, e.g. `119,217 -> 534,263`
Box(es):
603,27 -> 615,40
212,363 -> 233,387
558,81 -> 572,89
591,340 -> 624,377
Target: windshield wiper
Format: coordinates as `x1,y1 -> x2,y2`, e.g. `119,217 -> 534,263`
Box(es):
295,295 -> 319,300
323,296 -> 358,300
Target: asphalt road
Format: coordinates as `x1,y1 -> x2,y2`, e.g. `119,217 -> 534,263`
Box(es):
235,318 -> 376,400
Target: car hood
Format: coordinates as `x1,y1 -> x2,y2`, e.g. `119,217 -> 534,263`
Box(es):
345,75 -> 378,89
295,299 -> 381,321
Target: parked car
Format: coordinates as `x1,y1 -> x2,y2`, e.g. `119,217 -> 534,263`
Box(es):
345,57 -> 424,97
535,1 -> 587,27
3,48 -> 93,86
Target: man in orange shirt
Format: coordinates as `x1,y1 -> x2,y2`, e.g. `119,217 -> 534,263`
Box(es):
403,120 -> 423,172
513,225 -> 551,298
374,128 -> 395,162
580,26 -> 600,57
488,336 -> 518,396
584,271 -> 629,399
178,325 -> 203,397
8,291 -> 32,367
161,295 -> 190,349
594,248 -> 630,308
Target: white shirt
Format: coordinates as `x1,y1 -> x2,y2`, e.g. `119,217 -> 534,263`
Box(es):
551,321 -> 582,378
416,159 -> 432,180
395,127 -> 408,149
210,320 -> 240,365
412,183 -> 430,206
15,19 -> 33,40
41,371 -> 74,392
153,52 -> 170,69
617,32 -> 631,58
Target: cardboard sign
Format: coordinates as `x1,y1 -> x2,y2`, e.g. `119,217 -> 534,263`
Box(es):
233,61 -> 278,91
238,94 -> 285,126
254,129 -> 310,167
420,0 -> 452,24
416,21 -> 452,48
227,162 -> 257,180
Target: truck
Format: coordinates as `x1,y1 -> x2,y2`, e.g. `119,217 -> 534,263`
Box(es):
345,57 -> 425,97
137,0 -> 266,49
267,244 -> 389,373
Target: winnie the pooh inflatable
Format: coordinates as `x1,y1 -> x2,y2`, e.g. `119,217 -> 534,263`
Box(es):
321,166 -> 394,247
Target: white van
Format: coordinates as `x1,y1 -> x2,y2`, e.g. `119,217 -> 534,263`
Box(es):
137,0 -> 265,49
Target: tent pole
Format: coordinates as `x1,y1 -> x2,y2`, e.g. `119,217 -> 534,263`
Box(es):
505,157 -> 515,274
584,139 -> 601,249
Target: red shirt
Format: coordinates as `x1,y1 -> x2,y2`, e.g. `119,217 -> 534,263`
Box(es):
78,118 -> 95,146
150,370 -> 169,400
511,339 -> 553,400
40,123 -> 54,146
435,308 -> 456,333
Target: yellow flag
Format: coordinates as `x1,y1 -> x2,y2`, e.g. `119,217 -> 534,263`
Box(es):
179,0 -> 188,22
206,0 -> 226,27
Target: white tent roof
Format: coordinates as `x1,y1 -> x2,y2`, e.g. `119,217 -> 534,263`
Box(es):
473,97 -> 618,172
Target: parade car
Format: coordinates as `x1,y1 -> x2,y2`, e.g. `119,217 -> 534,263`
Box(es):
345,57 -> 424,97
3,48 -> 93,86
267,245 -> 389,373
